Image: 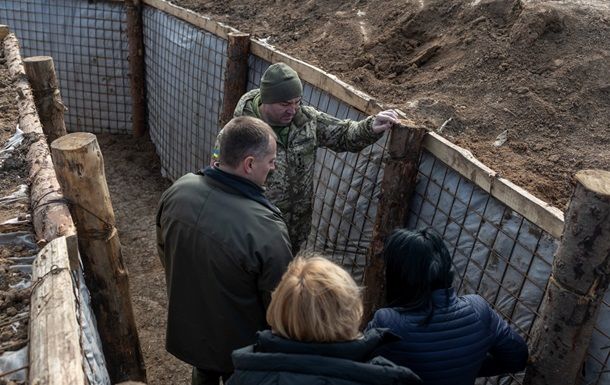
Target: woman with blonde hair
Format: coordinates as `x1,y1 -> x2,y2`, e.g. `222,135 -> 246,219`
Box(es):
228,255 -> 421,385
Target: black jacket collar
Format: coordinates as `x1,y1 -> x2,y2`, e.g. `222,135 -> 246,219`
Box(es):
199,166 -> 280,215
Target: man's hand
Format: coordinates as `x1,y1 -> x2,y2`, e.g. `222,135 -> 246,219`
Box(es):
372,109 -> 399,133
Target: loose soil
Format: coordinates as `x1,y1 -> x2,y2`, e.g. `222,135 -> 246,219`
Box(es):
172,0 -> 610,210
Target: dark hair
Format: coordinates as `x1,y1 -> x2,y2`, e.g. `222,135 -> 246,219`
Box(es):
384,228 -> 454,324
218,116 -> 276,168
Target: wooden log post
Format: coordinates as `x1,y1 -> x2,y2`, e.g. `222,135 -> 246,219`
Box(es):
524,170 -> 610,385
50,132 -> 147,384
4,33 -> 76,243
30,235 -> 86,385
125,0 -> 148,137
23,56 -> 68,144
361,120 -> 427,326
219,32 -> 250,128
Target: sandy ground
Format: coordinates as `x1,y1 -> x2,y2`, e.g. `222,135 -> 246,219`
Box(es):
97,134 -> 189,384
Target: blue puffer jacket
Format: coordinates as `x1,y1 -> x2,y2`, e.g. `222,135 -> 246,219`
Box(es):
366,289 -> 528,385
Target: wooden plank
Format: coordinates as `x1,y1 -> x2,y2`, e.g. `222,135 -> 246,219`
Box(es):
423,132 -> 564,238
492,177 -> 564,239
30,235 -> 86,385
250,40 -> 384,116
142,0 -> 238,39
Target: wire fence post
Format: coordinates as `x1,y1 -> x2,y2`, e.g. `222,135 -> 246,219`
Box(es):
219,32 -> 250,128
126,0 -> 148,137
50,132 -> 147,384
361,120 -> 427,326
524,170 -> 610,385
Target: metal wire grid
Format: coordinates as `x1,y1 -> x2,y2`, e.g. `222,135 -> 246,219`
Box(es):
406,150 -> 610,385
248,56 -> 387,280
0,0 -> 132,135
143,6 -> 226,180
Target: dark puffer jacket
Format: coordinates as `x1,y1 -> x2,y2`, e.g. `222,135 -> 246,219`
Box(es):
227,329 -> 422,385
366,289 -> 528,385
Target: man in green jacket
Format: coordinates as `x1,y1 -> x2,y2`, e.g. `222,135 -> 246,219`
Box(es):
157,116 -> 293,385
213,62 -> 398,253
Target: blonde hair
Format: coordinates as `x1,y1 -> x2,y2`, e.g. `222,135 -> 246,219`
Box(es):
266,255 -> 363,342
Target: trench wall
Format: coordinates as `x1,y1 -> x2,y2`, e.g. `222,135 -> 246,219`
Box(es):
1,1 -> 609,384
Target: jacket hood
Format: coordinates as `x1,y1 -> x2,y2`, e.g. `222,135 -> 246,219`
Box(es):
255,328 -> 400,361
231,329 -> 422,384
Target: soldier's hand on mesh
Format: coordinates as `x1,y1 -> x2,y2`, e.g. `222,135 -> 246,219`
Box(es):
372,109 -> 399,133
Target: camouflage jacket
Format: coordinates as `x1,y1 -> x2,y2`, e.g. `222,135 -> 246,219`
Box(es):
229,89 -> 382,252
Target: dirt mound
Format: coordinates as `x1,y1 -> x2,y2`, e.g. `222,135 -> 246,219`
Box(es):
172,0 -> 610,209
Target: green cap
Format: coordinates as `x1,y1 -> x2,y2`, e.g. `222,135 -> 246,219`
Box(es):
260,62 -> 303,104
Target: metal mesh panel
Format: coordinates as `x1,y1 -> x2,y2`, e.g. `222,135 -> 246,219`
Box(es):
143,6 -> 226,180
0,0 -> 132,134
407,150 -> 610,384
249,55 -> 387,281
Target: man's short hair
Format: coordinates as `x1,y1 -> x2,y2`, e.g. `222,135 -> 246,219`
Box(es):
266,255 -> 362,342
218,116 -> 276,168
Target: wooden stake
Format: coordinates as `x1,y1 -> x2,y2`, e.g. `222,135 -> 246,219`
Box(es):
23,56 -> 68,144
126,0 -> 148,137
361,120 -> 427,326
4,34 -> 76,243
219,32 -> 250,128
30,235 -> 86,385
50,132 -> 147,384
28,139 -> 77,243
524,170 -> 610,385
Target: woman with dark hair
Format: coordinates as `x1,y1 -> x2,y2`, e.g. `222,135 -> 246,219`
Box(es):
366,228 -> 528,385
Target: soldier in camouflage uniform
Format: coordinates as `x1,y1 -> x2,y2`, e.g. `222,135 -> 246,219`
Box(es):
213,62 -> 398,254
